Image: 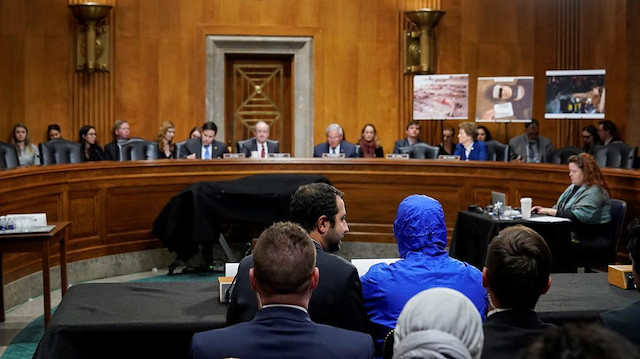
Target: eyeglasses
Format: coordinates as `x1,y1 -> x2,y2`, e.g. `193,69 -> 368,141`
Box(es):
582,135 -> 592,139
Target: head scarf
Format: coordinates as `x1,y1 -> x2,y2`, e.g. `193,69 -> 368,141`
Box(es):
393,288 -> 483,359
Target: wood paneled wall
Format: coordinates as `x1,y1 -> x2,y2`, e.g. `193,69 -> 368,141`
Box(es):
0,0 -> 638,154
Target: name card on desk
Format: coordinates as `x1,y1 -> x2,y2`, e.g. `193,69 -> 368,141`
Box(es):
608,265 -> 635,290
268,153 -> 291,158
386,154 -> 409,159
438,155 -> 461,160
322,153 -> 346,158
218,277 -> 234,303
223,153 -> 246,158
6,213 -> 47,226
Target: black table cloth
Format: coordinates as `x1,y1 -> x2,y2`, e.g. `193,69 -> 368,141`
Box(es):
152,174 -> 330,261
449,210 -> 574,272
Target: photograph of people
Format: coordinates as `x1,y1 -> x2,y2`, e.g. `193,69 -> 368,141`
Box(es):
476,77 -> 534,121
545,70 -> 606,119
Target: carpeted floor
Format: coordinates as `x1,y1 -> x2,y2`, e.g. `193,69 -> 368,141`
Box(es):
0,271 -> 221,359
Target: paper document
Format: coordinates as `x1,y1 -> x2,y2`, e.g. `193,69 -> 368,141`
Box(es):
526,215 -> 571,223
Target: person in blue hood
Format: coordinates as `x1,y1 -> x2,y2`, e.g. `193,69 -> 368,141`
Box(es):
360,194 -> 488,355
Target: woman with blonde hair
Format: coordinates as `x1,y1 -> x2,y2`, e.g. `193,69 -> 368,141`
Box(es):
157,121 -> 176,159
10,123 -> 40,166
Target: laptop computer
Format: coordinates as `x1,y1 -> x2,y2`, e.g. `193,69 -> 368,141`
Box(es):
491,191 -> 506,205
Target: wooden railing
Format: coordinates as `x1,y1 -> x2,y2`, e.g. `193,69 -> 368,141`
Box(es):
2,158 -> 639,284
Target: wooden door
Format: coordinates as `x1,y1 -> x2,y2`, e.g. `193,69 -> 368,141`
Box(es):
225,55 -> 293,153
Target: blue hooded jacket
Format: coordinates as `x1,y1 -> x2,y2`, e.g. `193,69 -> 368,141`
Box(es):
361,195 -> 488,352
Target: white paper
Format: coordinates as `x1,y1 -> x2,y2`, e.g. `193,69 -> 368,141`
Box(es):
526,215 -> 571,223
351,258 -> 400,277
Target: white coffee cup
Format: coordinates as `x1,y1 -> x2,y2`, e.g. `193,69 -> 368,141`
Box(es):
520,197 -> 533,219
251,151 -> 259,159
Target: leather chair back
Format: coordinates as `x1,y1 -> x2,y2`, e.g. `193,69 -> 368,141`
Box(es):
549,146 -> 581,165
485,140 -> 510,162
399,143 -> 439,159
120,138 -> 158,161
236,138 -> 254,154
174,140 -> 189,159
594,143 -> 637,169
608,199 -> 627,263
0,141 -> 20,169
39,139 -> 83,165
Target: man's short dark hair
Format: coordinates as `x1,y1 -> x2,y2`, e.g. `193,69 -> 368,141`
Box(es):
522,323 -> 640,359
599,120 -> 618,136
627,218 -> 640,275
406,120 -> 421,131
525,118 -> 539,129
290,183 -> 344,233
202,121 -> 218,133
253,222 -> 316,295
484,225 -> 552,309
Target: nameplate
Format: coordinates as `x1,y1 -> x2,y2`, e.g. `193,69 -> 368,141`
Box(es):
322,153 -> 346,158
223,153 -> 246,158
268,153 -> 291,158
438,155 -> 460,160
386,154 -> 409,159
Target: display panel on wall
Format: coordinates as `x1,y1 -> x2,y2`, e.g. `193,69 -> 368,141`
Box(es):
545,70 -> 606,119
413,74 -> 469,120
475,76 -> 534,123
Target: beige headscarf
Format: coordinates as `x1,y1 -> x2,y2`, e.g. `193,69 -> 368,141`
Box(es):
393,287 -> 484,359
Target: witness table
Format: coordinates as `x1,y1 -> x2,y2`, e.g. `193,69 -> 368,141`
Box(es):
33,273 -> 639,359
449,211 -> 573,272
0,221 -> 70,326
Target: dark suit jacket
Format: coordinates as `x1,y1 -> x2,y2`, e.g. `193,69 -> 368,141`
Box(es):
193,306 -> 374,359
313,140 -> 357,158
481,309 -> 556,359
241,138 -> 279,157
392,138 -> 424,154
178,138 -> 227,159
508,134 -> 554,162
103,141 -> 120,161
227,242 -> 370,334
599,300 -> 640,346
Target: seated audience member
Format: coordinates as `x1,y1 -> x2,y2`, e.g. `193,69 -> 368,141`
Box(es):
358,123 -> 384,158
79,125 -> 104,162
191,222 -> 375,359
598,119 -> 621,145
241,121 -> 279,158
509,119 -> 554,163
47,124 -> 62,140
481,225 -> 555,359
531,154 -> 610,265
520,323 -> 640,359
598,218 -> 640,346
313,123 -> 357,157
438,126 -> 455,156
157,121 -> 176,159
477,125 -> 492,142
392,121 -> 423,154
104,120 -> 130,161
581,125 -> 601,154
10,123 -> 40,166
454,121 -> 488,161
361,195 -> 488,353
189,126 -> 202,139
227,183 -> 370,334
179,121 -> 227,159
393,288 -> 484,359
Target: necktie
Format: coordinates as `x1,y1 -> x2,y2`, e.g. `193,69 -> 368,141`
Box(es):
204,145 -> 211,159
261,144 -> 265,158
331,148 -> 336,154
528,142 -> 536,163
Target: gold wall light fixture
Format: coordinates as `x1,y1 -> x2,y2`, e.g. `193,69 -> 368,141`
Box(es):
69,2 -> 112,72
404,8 -> 446,75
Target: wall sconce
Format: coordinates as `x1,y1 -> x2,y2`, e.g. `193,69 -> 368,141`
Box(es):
69,2 -> 112,72
404,9 -> 446,75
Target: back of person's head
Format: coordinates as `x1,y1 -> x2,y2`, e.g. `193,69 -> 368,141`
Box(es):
520,323 -> 640,359
525,118 -> 539,129
393,195 -> 447,257
393,287 -> 483,359
290,182 -> 344,233
202,121 -> 218,133
627,218 -> 640,277
484,225 -> 551,309
599,119 -> 618,137
568,153 -> 609,192
252,221 -> 316,296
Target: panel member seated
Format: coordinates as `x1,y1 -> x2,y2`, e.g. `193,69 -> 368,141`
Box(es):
313,123 -> 357,157
104,120 -> 130,161
597,120 -> 622,145
241,121 -> 279,158
179,121 -> 227,159
481,225 -> 555,359
454,121 -> 488,161
508,119 -> 554,163
392,120 -> 423,154
191,222 -> 375,359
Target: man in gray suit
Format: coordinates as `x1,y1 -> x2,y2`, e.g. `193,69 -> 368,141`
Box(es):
240,121 -> 279,157
179,121 -> 228,159
508,119 -> 554,163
